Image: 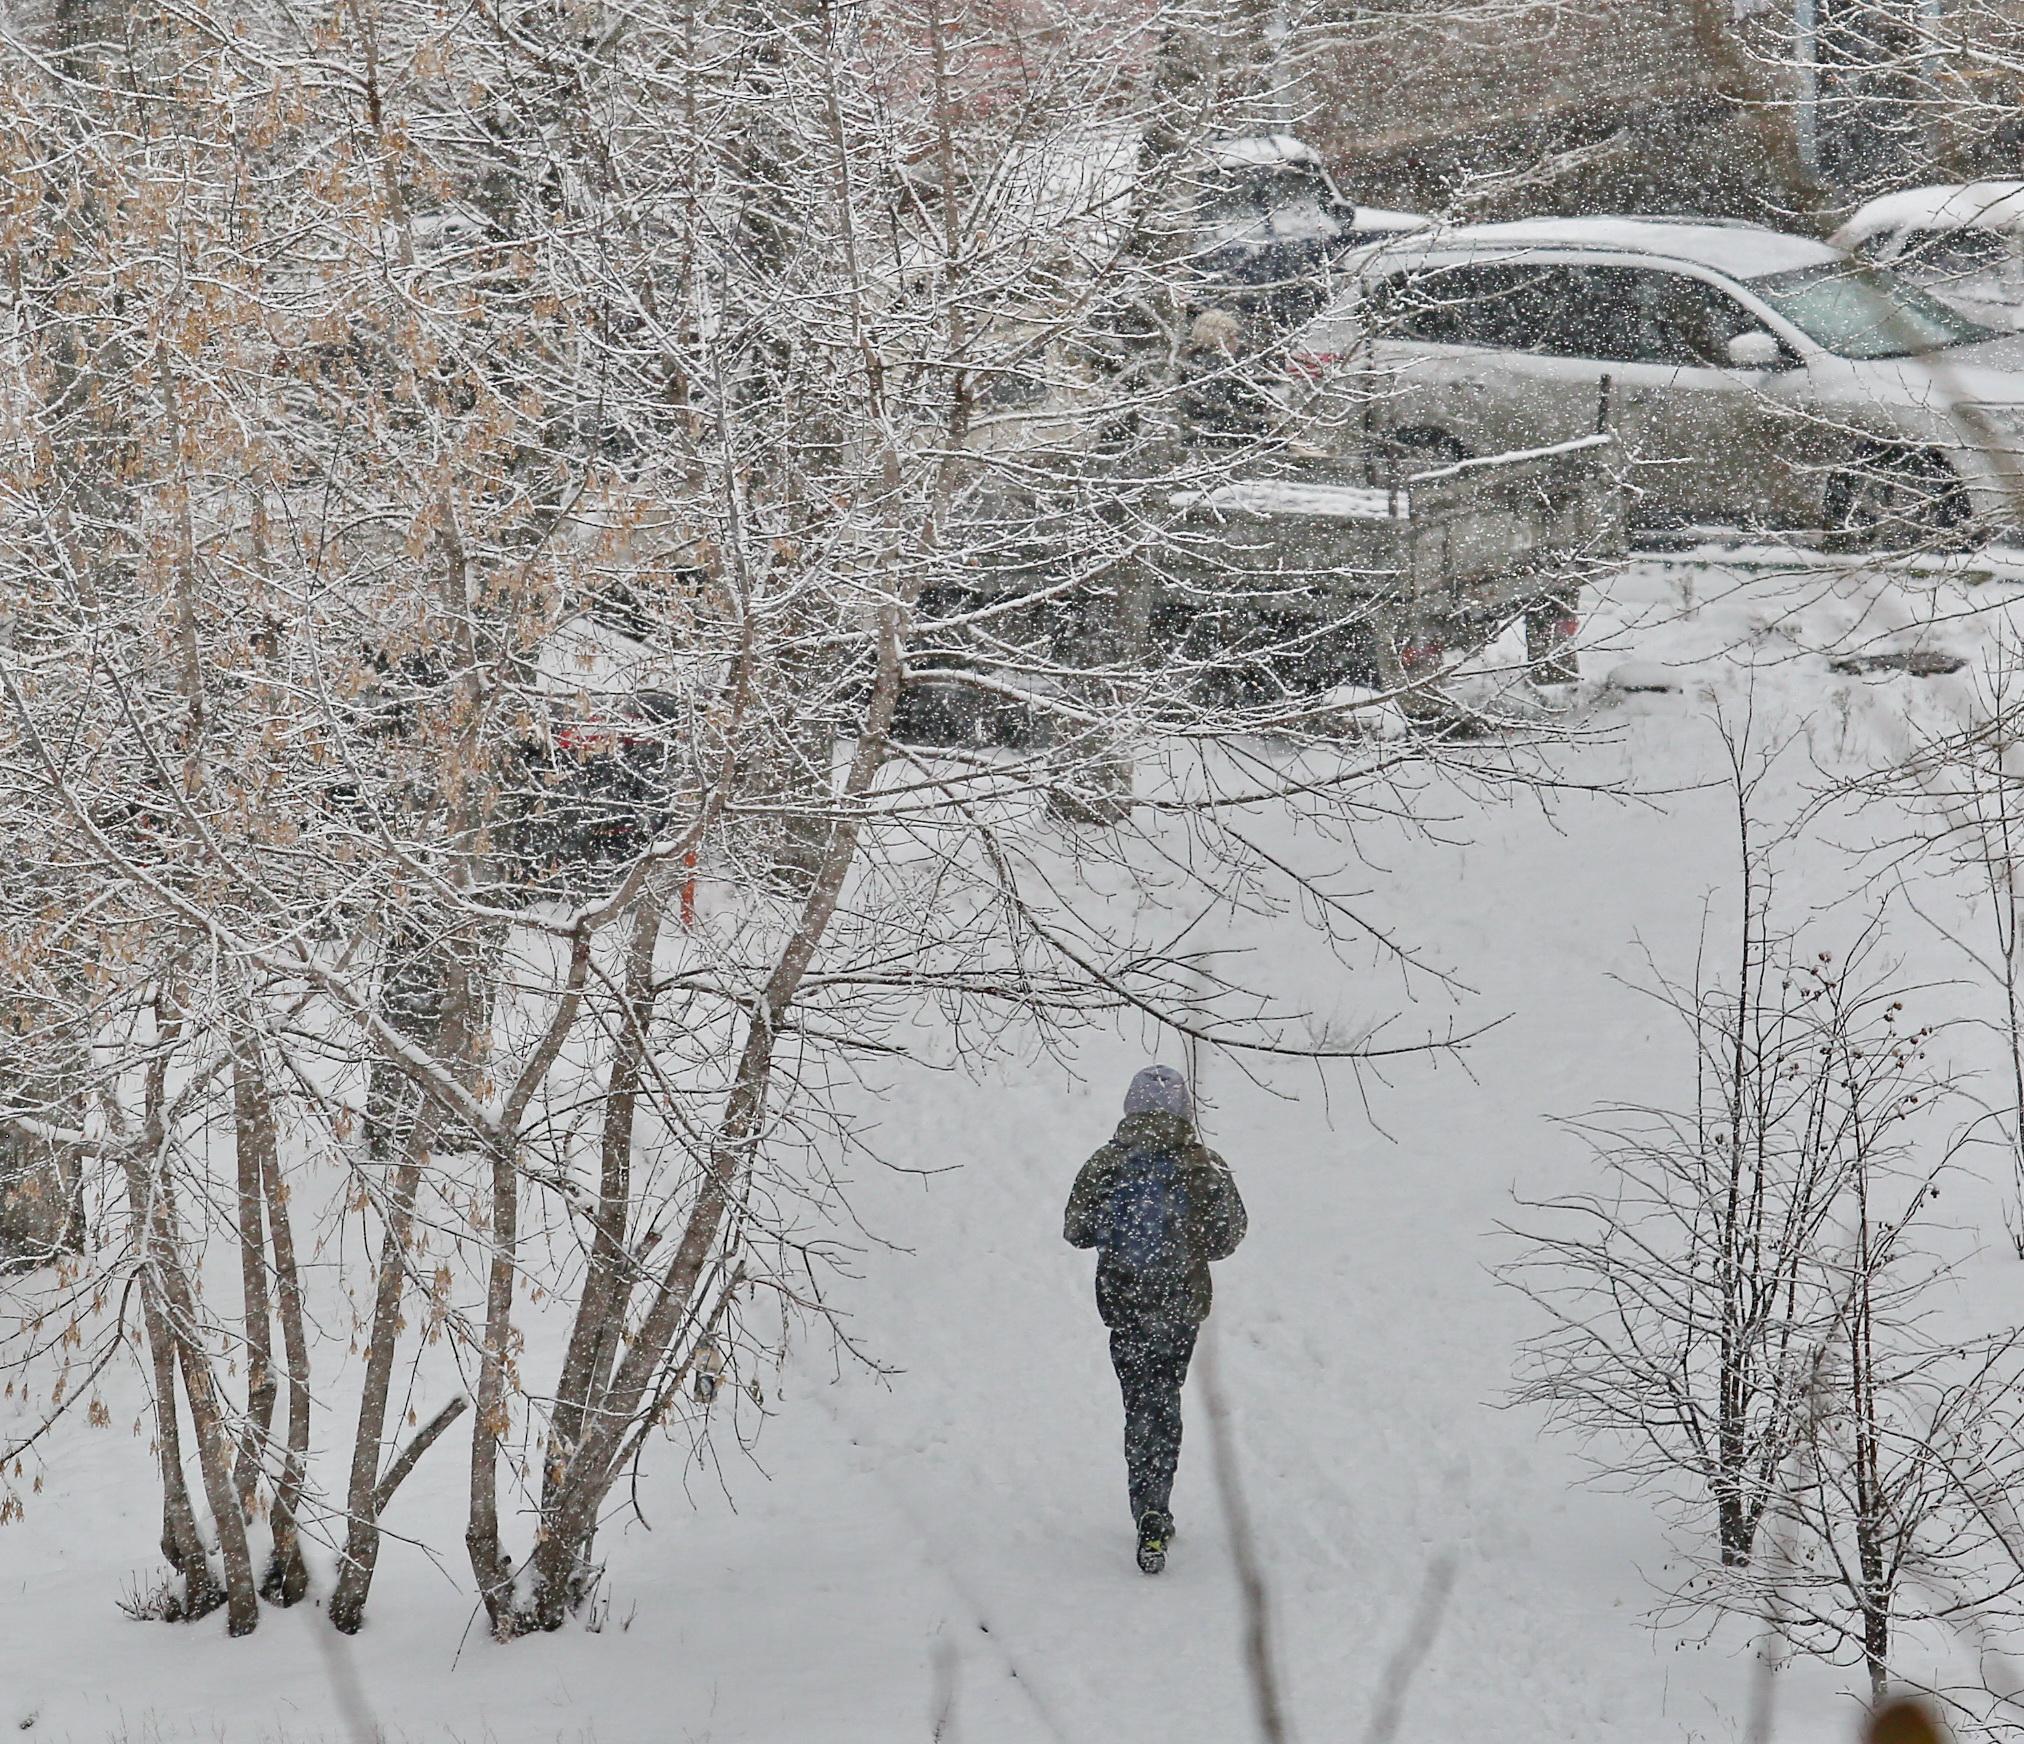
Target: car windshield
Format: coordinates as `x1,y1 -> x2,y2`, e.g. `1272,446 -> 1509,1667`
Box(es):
1197,162 -> 1345,247
1748,259 -> 1997,358
1899,226 -> 2013,276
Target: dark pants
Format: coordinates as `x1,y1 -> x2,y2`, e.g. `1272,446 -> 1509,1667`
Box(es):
1109,1318 -> 1199,1525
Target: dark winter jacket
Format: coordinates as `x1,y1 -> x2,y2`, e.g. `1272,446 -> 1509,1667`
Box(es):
1063,1110 -> 1247,1328
1175,349 -> 1277,443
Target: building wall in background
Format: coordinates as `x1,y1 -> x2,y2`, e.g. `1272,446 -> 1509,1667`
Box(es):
1294,0 -> 2024,220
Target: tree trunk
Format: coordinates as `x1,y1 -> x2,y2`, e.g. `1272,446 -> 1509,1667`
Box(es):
540,895 -> 663,1592
1717,1334 -> 1757,1566
464,928 -> 598,1634
229,1029 -> 279,1517
168,1315 -> 261,1636
331,913 -> 495,1633
1849,1117 -> 1890,1702
327,1098 -> 445,1635
123,998 -> 259,1633
464,1127 -> 523,1628
1715,1476 -> 1752,1568
525,1028 -> 777,1629
522,604 -> 908,1632
121,1142 -> 260,1634
1862,1594 -> 1891,1705
259,1108 -> 312,1606
139,1291 -> 219,1618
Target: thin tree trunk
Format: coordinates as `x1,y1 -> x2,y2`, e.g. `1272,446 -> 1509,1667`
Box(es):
328,1097 -> 445,1635
139,1027 -> 260,1634
525,1029 -> 774,1628
467,931 -> 597,1633
1862,1595 -> 1890,1705
166,1305 -> 261,1635
138,1285 -> 218,1617
464,1126 -> 523,1626
260,1110 -> 312,1606
230,1028 -> 279,1517
101,998 -> 213,1614
542,896 -> 662,1543
1853,1172 -> 1890,1702
126,1000 -> 259,1632
1717,786 -> 1757,1568
332,915 -> 498,1632
525,601 -> 907,1630
122,1145 -> 260,1634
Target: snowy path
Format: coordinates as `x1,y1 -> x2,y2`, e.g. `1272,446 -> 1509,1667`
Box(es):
7,550 -> 2013,1742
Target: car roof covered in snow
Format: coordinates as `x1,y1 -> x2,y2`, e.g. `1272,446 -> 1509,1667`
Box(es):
1347,207 -> 1433,234
533,611 -> 691,708
1171,478 -> 1397,521
1203,134 -> 1326,169
1368,215 -> 1842,280
1834,181 -> 2024,244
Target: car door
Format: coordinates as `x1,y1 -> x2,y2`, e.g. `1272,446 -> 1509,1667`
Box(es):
1284,267 -> 1497,462
1578,266 -> 1809,526
1357,259 -> 1602,458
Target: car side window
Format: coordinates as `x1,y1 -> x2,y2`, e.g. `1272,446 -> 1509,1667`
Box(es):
1553,268 -> 1667,362
1364,263 -> 1569,350
1559,267 -> 1766,368
1651,274 -> 1767,367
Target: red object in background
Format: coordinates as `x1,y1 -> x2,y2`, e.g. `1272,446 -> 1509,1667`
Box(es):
1399,637 -> 1446,671
1555,614 -> 1581,641
680,847 -> 698,929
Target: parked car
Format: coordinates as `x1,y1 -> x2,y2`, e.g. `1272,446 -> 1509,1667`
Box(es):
502,612 -> 693,891
1286,215 -> 2024,540
1833,181 -> 2024,330
1190,136 -> 1428,331
989,127 -> 1422,344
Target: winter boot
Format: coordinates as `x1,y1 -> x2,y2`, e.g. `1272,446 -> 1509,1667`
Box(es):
1135,1509 -> 1172,1575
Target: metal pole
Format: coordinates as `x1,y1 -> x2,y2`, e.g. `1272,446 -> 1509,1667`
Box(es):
1919,0 -> 1943,173
1794,0 -> 1819,173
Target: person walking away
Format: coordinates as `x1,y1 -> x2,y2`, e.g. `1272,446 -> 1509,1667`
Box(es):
1063,1066 -> 1247,1573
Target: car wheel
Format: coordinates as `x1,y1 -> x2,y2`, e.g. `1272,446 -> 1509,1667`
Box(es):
1823,445 -> 1973,552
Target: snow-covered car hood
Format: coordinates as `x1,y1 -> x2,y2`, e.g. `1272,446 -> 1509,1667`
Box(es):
1202,194 -> 1347,255
1898,268 -> 2024,331
1814,333 -> 2024,415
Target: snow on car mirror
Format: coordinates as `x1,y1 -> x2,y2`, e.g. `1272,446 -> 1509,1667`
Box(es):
1726,330 -> 1783,370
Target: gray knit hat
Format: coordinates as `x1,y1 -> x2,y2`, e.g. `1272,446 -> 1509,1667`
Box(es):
1123,1065 -> 1191,1120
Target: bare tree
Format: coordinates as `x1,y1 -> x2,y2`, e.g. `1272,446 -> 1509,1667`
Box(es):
1507,738 -> 1900,1568
1510,737 -> 2024,1707
0,0 -> 1613,1647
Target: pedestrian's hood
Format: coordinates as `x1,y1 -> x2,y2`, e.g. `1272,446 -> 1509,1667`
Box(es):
1113,1110 -> 1195,1153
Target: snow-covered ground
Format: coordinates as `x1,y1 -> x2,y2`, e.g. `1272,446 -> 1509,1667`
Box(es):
8,543 -> 2024,1743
